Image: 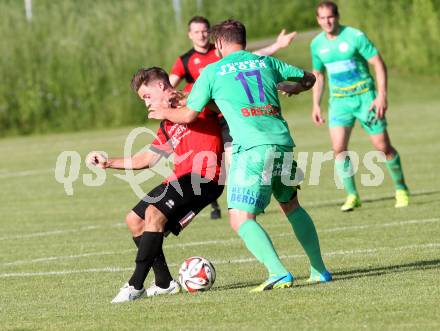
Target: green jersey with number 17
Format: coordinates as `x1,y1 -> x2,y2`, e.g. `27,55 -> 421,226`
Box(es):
186,50 -> 304,150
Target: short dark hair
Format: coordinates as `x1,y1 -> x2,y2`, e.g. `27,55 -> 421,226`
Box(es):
130,67 -> 171,92
188,16 -> 210,30
316,1 -> 339,17
210,19 -> 246,48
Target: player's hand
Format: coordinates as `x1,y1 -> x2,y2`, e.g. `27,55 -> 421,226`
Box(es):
276,29 -> 297,49
312,106 -> 325,126
277,82 -> 300,97
369,95 -> 387,119
147,105 -> 167,120
86,151 -> 108,169
170,90 -> 188,107
278,90 -> 294,97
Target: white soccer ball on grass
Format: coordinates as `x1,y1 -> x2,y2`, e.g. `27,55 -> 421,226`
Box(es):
178,256 -> 216,292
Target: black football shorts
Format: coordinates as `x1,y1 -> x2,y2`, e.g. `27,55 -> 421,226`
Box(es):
132,173 -> 224,235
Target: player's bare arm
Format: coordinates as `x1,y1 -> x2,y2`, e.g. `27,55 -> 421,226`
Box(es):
169,90 -> 188,106
368,54 -> 388,119
299,70 -> 317,89
252,29 -> 297,56
86,150 -> 162,170
148,105 -> 199,124
169,74 -> 182,88
311,69 -> 326,125
278,70 -> 316,96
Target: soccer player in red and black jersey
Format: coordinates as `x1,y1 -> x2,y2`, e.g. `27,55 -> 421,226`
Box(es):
169,16 -> 298,219
87,67 -> 224,302
169,16 -> 297,91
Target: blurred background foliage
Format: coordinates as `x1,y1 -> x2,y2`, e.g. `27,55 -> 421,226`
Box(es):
0,0 -> 438,136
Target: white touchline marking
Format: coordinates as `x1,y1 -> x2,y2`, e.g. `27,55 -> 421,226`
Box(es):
0,168 -> 54,179
2,250 -> 133,266
1,188 -> 438,241
0,267 -> 134,278
324,218 -> 440,232
301,188 -> 437,207
2,218 -> 439,267
2,239 -> 238,266
1,243 -> 439,278
0,223 -> 126,241
271,218 -> 440,236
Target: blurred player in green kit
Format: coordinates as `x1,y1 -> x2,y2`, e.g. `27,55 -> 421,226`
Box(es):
149,19 -> 332,291
311,1 -> 409,211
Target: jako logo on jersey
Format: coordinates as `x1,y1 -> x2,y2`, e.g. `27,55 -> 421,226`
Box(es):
338,42 -> 349,53
166,199 -> 175,209
320,48 -> 330,54
194,58 -> 201,64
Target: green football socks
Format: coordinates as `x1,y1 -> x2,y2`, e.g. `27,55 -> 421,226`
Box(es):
385,153 -> 408,190
287,207 -> 327,274
335,157 -> 358,196
237,220 -> 288,276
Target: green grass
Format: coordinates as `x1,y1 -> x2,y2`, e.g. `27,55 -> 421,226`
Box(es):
1,37 -> 440,331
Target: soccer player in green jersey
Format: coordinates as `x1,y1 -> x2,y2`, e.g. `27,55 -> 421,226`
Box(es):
149,19 -> 332,291
169,15 -> 297,220
311,1 -> 409,211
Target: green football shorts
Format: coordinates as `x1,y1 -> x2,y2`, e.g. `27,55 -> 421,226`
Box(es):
329,90 -> 387,135
227,144 -> 298,215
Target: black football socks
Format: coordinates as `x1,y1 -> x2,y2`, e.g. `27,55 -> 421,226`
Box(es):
129,231 -> 164,290
153,250 -> 173,289
132,236 -> 173,289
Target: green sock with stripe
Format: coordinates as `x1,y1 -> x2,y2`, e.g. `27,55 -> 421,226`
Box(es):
237,219 -> 288,276
385,153 -> 408,190
335,157 -> 358,195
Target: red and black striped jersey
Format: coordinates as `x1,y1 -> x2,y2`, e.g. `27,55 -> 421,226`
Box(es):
170,44 -> 219,93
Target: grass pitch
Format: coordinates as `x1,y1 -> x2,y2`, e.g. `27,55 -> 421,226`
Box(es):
1,41 -> 440,331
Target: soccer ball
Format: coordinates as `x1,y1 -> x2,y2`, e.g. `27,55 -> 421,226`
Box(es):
178,256 -> 216,292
